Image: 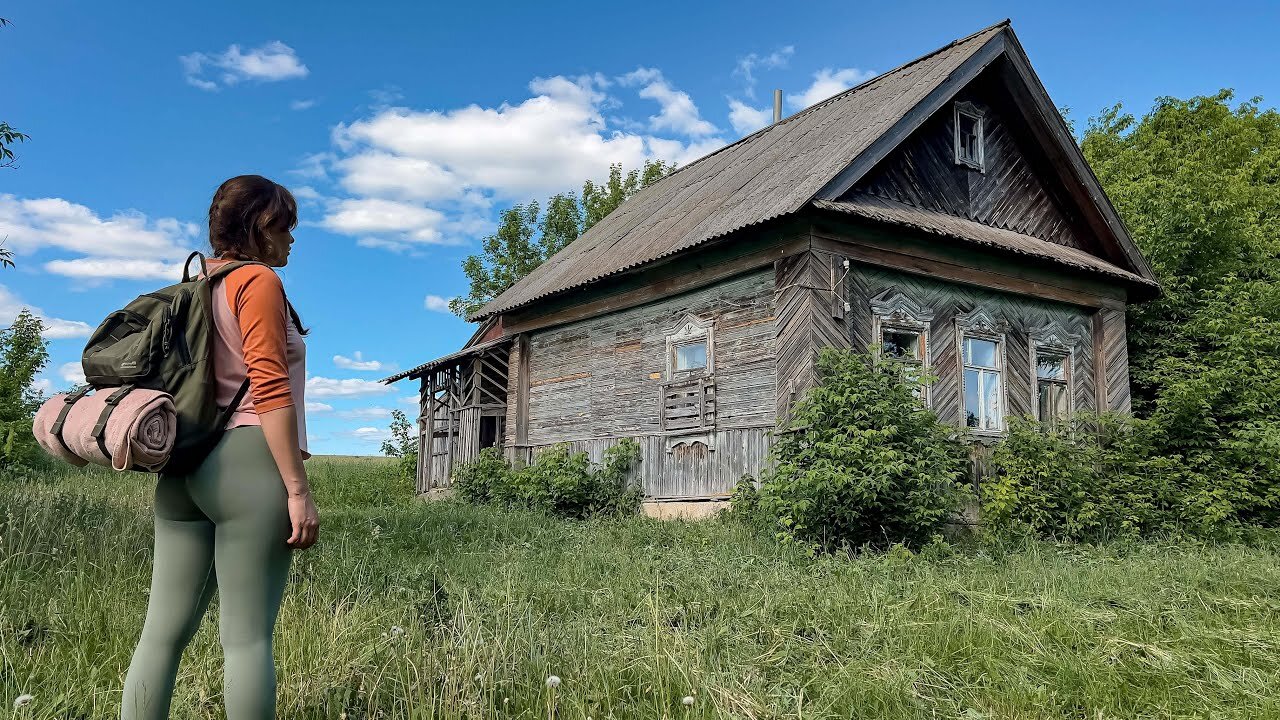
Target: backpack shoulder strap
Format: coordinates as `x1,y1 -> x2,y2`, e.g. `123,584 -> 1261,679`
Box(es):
205,259 -> 273,283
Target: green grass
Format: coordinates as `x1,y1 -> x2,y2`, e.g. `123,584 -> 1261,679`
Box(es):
3,457 -> 1280,719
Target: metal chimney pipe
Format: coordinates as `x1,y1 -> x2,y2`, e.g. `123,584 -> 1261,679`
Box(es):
773,89 -> 783,123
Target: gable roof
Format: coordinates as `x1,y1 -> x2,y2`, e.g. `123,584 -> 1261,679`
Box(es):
472,20 -> 1154,321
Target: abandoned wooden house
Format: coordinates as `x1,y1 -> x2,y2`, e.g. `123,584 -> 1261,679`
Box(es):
380,19 -> 1159,500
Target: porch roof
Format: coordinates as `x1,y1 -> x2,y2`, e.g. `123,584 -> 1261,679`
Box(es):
378,336 -> 512,385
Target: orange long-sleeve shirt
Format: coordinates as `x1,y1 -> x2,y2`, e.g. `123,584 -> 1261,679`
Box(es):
200,258 -> 309,455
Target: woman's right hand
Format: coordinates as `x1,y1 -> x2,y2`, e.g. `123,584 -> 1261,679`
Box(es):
287,490 -> 320,550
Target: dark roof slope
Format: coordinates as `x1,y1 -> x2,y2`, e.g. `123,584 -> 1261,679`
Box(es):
472,20 -> 1011,320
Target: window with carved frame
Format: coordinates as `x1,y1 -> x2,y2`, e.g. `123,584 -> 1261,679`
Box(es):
661,315 -> 716,445
957,310 -> 1007,434
1030,322 -> 1080,428
954,100 -> 985,171
870,290 -> 933,405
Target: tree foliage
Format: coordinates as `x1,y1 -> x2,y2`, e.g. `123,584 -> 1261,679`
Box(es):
450,159 -> 674,319
380,408 -> 419,484
1081,90 -> 1280,526
0,309 -> 50,469
0,19 -> 27,172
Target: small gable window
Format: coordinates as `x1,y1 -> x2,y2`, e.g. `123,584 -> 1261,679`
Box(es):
953,101 -> 985,171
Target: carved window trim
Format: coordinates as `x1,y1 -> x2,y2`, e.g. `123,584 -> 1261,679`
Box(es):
956,308 -> 1008,436
870,290 -> 934,406
953,101 -> 985,172
665,313 -> 715,381
1030,321 -> 1081,426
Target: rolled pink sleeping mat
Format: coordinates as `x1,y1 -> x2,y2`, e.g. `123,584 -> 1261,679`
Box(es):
33,386 -> 177,472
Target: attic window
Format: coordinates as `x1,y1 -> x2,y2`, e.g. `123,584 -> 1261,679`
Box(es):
953,101 -> 985,171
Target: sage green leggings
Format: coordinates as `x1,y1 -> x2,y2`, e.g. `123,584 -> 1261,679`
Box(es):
122,425 -> 293,720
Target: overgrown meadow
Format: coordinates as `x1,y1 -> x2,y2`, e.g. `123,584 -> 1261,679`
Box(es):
1,457 -> 1279,719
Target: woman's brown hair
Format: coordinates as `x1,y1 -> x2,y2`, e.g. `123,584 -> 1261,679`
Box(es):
207,175 -> 309,336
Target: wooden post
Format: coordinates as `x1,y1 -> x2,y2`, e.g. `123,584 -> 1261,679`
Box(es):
423,373 -> 436,492
1091,310 -> 1107,413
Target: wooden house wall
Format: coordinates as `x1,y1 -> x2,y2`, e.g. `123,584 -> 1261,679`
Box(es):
507,269 -> 777,499
848,84 -> 1097,255
845,262 -> 1102,425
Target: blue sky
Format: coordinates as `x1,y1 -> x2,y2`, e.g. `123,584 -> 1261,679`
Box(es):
3,1 -> 1278,455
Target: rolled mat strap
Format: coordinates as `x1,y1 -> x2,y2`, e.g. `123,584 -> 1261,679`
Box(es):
92,384 -> 136,461
50,385 -> 93,455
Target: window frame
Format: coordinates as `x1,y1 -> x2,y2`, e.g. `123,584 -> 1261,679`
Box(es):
1032,344 -> 1072,427
664,314 -> 715,381
956,309 -> 1007,436
953,101 -> 986,172
870,290 -> 935,407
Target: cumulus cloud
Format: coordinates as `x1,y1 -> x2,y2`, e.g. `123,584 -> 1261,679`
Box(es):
0,284 -> 92,339
58,361 -> 85,384
333,351 -> 386,371
337,406 -> 392,420
0,194 -> 198,281
315,71 -> 727,253
305,401 -> 333,413
306,376 -> 395,399
290,98 -> 316,111
786,67 -> 877,111
424,295 -> 453,313
338,426 -> 392,444
727,99 -> 774,136
398,394 -> 419,405
733,46 -> 794,99
617,67 -> 718,136
181,41 -> 308,91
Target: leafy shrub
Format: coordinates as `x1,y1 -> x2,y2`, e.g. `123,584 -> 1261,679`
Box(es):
982,413 -> 1186,542
451,439 -> 643,519
379,409 -> 419,485
743,347 -> 971,551
450,446 -> 514,504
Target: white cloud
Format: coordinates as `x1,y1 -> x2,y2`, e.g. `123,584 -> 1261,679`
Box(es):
733,46 -> 794,99
618,67 -> 718,136
290,98 -> 316,111
424,295 -> 453,313
337,406 -> 392,420
0,284 -> 92,339
58,361 -> 85,384
29,377 -> 53,397
727,99 -> 773,136
305,401 -> 333,413
0,194 -> 198,280
786,67 -> 876,111
317,71 -> 727,252
181,41 -> 308,91
340,426 -> 391,444
398,394 -> 419,405
333,351 -> 386,371
306,376 -> 395,399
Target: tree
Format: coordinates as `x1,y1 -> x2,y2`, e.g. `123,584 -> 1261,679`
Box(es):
1081,90 -> 1280,525
380,408 -> 418,483
450,159 -> 675,319
0,309 -> 50,468
0,20 -> 28,171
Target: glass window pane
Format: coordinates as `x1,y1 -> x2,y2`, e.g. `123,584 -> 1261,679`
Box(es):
964,368 -> 980,427
674,341 -> 707,371
883,330 -> 921,360
1038,381 -> 1068,422
964,338 -> 997,368
982,370 -> 1002,430
1036,354 -> 1065,380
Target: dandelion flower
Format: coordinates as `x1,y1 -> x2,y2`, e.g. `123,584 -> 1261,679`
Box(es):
390,625 -> 405,637
683,696 -> 695,706
14,694 -> 34,709
474,673 -> 483,683
545,675 -> 561,689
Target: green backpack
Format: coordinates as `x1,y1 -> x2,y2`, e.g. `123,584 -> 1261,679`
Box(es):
55,251 -> 277,475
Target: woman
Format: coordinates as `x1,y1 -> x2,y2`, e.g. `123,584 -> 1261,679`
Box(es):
121,175 -> 320,720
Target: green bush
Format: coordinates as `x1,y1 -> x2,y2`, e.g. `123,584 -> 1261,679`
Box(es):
982,413 -> 1187,542
743,347 -> 971,551
451,439 -> 643,519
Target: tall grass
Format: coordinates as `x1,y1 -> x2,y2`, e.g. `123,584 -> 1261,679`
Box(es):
2,457 -> 1280,718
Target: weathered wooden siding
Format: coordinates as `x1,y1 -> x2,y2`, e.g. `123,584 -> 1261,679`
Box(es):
846,262 -> 1100,426
774,250 -> 850,419
511,269 -> 777,498
849,84 -> 1096,254
1098,307 -> 1132,413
